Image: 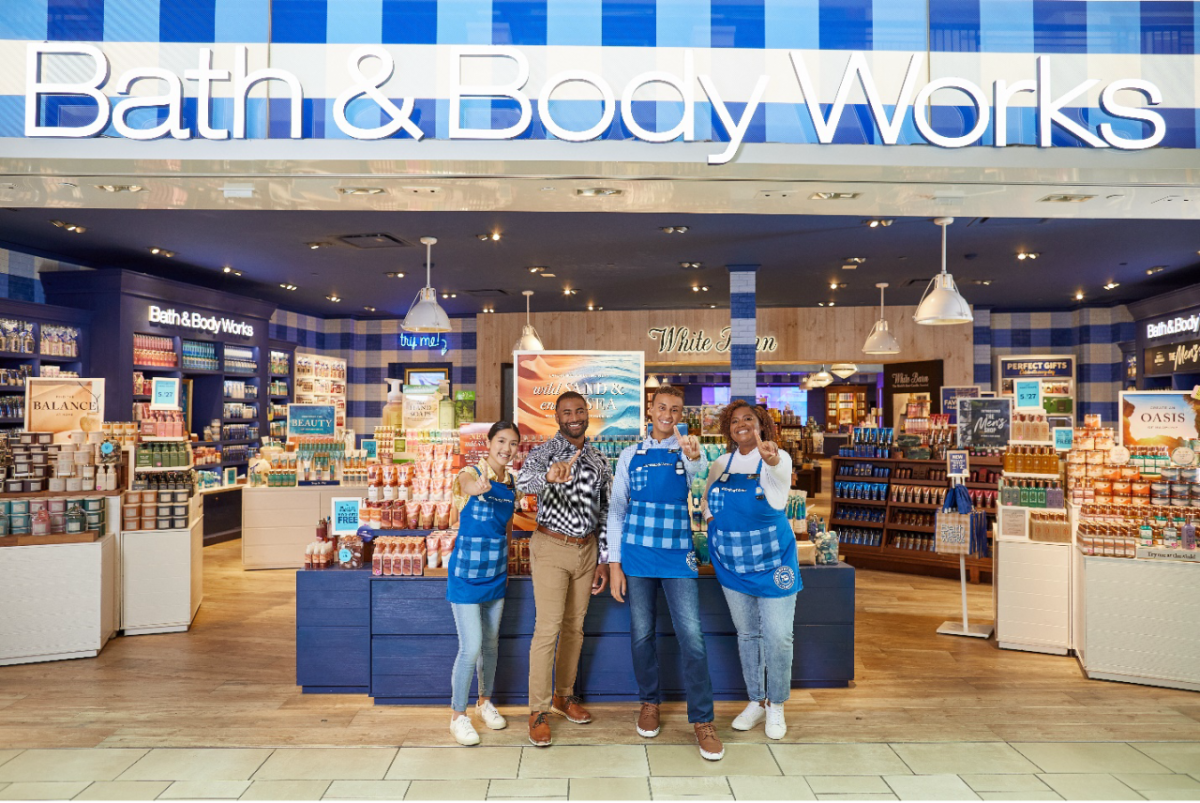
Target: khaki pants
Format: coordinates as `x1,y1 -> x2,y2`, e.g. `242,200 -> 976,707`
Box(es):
528,531 -> 598,713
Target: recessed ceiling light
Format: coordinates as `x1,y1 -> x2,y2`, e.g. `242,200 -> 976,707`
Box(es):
828,301 -> 835,306
440,292 -> 458,299
539,272 -> 557,278
541,186 -> 555,191
679,262 -> 702,269
49,219 -> 85,233
810,191 -> 860,201
363,306 -> 376,312
148,247 -> 174,257
576,187 -> 622,197
306,242 -> 330,250
841,264 -> 857,270
385,271 -> 406,278
95,184 -> 144,193
1074,291 -> 1084,301
1146,266 -> 1166,275
587,304 -> 595,311
335,187 -> 385,195
845,257 -> 867,264
830,282 -> 838,290
326,295 -> 341,302
707,304 -> 717,309
1104,281 -> 1120,290
972,279 -> 993,286
222,266 -> 243,276
867,219 -> 894,227
528,266 -> 545,273
818,302 -> 825,307
477,232 -> 502,241
563,288 -> 578,296
279,283 -> 297,291
1038,193 -> 1096,203
660,226 -> 689,234
1016,251 -> 1039,260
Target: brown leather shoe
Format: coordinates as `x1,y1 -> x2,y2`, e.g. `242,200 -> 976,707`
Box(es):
636,702 -> 661,738
528,712 -> 552,747
694,721 -> 725,761
550,694 -> 592,724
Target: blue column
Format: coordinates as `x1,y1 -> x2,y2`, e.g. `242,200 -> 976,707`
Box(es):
727,264 -> 759,403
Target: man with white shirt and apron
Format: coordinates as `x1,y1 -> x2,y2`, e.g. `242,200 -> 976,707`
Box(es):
608,385 -> 724,761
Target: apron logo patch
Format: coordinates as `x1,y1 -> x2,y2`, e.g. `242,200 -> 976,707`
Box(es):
686,551 -> 699,572
773,566 -> 796,590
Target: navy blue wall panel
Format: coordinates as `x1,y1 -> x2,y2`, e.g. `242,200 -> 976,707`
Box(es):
297,564 -> 855,700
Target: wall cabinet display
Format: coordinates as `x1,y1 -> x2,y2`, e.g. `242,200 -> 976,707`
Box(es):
825,385 -> 871,430
295,353 -> 346,433
994,355 -> 1076,428
0,301 -> 91,429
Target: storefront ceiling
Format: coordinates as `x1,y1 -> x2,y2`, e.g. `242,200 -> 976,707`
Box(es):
3,207 -> 1198,318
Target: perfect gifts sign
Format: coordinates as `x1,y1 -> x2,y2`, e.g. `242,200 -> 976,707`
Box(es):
514,351 -> 644,440
25,377 -> 105,444
1120,391 -> 1200,451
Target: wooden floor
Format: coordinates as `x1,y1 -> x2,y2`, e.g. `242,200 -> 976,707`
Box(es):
1,533 -> 1198,751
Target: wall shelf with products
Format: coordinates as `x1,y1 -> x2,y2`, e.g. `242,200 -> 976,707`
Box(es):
0,301 -> 92,429
294,352 -> 346,433
830,455 -> 999,582
825,385 -> 871,432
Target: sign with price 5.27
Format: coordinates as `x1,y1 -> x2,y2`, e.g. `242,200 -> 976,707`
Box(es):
1014,379 -> 1042,410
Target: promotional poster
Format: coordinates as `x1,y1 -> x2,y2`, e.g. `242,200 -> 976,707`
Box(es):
1120,391 -> 1200,451
514,351 -> 644,440
25,377 -> 105,444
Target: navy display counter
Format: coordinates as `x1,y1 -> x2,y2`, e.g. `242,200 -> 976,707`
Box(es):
296,565 -> 854,705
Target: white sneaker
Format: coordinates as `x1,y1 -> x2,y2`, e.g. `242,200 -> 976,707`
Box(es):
450,714 -> 480,746
476,700 -> 508,731
765,703 -> 787,740
731,701 -> 766,731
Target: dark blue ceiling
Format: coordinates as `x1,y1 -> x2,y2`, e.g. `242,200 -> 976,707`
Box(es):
2,207 -> 1198,318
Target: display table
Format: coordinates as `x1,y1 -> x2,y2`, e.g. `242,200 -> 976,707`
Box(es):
120,496 -> 204,636
297,565 -> 855,704
1074,553 -> 1200,692
0,532 -> 118,666
242,486 -> 351,570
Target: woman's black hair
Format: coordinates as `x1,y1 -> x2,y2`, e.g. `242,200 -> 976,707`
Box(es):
488,421 -> 521,441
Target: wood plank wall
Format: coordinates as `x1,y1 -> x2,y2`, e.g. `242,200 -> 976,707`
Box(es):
475,306 -> 974,420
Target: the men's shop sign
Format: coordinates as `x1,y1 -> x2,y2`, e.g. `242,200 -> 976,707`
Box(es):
648,326 -> 777,356
23,44 -> 1166,165
1146,339 -> 1200,375
514,350 -> 643,440
956,397 -> 1012,449
25,377 -> 105,444
1120,391 -> 1200,451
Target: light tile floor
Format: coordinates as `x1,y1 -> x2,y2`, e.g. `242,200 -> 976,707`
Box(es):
0,743 -> 1196,799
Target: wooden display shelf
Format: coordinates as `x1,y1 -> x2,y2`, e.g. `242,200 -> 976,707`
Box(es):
832,497 -> 887,507
887,523 -> 936,534
0,489 -> 122,501
133,364 -> 179,372
0,529 -> 100,547
830,518 -> 884,530
887,500 -> 943,510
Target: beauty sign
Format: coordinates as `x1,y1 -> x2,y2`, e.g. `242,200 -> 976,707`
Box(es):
331,497 -> 362,536
947,450 -> 969,478
1053,427 -> 1074,451
1014,379 -> 1042,410
150,377 -> 180,410
286,404 -> 336,441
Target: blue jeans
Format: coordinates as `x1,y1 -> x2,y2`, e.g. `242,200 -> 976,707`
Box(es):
628,575 -> 715,723
721,586 -> 797,704
450,599 -> 504,712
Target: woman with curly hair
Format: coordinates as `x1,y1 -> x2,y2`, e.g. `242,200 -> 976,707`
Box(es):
702,400 -> 800,740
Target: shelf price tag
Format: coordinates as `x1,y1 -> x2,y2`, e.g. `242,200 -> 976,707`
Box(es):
1053,427 -> 1073,451
150,377 -> 180,410
947,450 -> 969,478
1014,379 -> 1042,410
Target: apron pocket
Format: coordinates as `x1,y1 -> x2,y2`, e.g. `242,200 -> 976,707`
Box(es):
715,525 -> 784,573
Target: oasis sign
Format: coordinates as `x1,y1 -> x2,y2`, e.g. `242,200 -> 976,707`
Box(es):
25,44 -> 1165,165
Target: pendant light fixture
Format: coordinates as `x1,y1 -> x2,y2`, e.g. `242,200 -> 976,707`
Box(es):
513,290 -> 545,352
863,281 -> 902,354
645,374 -> 661,389
831,363 -> 858,379
914,217 -> 973,325
810,366 -> 833,388
402,236 -> 451,333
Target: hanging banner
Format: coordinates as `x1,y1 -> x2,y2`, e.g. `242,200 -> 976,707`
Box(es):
957,397 -> 1012,449
286,404 -> 336,441
25,377 -> 105,443
1120,391 -> 1200,451
514,351 -> 644,440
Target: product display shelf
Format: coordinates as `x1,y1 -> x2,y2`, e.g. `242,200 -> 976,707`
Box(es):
0,305 -> 91,421
119,493 -> 204,636
831,455 -> 997,582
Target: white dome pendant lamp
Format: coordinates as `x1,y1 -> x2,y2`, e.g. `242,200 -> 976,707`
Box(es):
402,236 -> 452,333
831,363 -> 858,379
914,217 -> 973,325
513,290 -> 545,352
811,366 -> 833,388
863,282 -> 902,355
645,374 -> 661,389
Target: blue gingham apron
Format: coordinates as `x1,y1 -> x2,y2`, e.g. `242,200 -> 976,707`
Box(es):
447,473 -> 514,604
707,458 -> 801,598
622,447 -> 697,578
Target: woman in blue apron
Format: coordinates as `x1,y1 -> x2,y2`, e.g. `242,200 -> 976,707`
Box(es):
703,402 -> 799,741
447,421 -> 520,746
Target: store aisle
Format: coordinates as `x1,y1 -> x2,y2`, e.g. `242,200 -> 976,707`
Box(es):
1,540 -> 1199,752
0,742 -> 1199,800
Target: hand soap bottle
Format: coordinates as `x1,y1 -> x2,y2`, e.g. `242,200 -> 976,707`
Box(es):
382,379 -> 405,429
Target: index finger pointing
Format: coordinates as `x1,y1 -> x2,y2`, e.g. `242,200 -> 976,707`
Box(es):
753,426 -> 763,445
672,424 -> 683,441
568,449 -> 582,466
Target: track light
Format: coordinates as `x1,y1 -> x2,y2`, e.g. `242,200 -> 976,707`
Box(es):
867,219 -> 894,227
148,247 -> 175,258
279,283 -> 297,291
326,295 -> 341,302
1104,282 -> 1120,290
50,219 -> 85,233
477,232 -> 502,241
660,226 -> 689,234
679,262 -> 703,269
1016,252 -> 1039,260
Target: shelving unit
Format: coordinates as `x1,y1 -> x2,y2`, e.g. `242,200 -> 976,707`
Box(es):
294,352 -> 346,434
825,385 -> 871,431
830,455 -> 1000,582
0,301 -> 91,431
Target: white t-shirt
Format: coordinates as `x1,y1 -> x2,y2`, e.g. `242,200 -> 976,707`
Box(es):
709,449 -> 793,511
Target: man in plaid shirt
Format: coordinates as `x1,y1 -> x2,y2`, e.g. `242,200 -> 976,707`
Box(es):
605,385 -> 723,761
